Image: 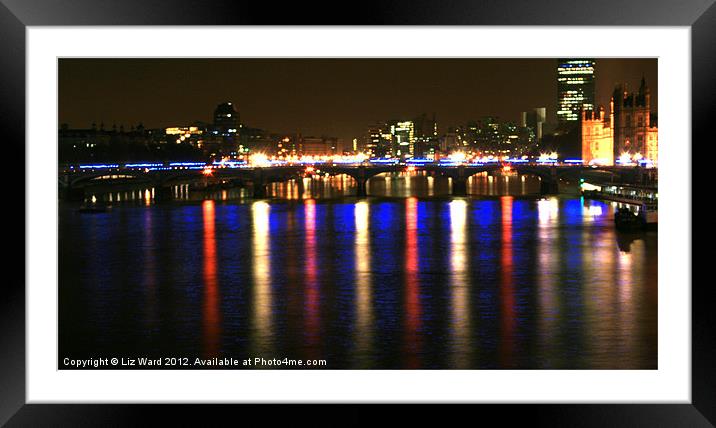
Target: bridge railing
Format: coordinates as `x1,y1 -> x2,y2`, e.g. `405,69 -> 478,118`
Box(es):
60,159 -> 658,172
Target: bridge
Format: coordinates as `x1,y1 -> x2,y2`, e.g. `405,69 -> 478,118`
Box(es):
58,161 -> 657,200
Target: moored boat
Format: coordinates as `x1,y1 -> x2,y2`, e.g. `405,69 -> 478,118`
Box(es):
615,207 -> 643,230
581,181 -> 657,230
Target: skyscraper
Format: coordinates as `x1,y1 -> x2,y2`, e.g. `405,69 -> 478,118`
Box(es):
390,120 -> 415,158
557,59 -> 595,123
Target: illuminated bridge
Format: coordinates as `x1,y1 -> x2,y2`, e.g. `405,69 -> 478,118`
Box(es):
58,161 -> 657,200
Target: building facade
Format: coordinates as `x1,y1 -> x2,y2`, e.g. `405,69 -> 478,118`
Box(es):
58,122 -> 199,163
390,120 -> 415,158
557,59 -> 596,123
612,78 -> 658,164
521,107 -> 547,142
581,103 -> 614,166
366,114 -> 438,158
212,102 -> 239,137
298,136 -> 341,156
365,123 -> 391,157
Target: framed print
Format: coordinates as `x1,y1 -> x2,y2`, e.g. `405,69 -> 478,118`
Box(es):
1,0 -> 711,425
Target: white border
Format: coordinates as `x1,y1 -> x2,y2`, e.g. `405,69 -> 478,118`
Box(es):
27,27 -> 691,403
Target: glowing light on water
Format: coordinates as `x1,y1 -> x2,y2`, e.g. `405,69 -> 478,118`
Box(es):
500,196 -> 515,367
448,199 -> 470,368
353,201 -> 373,366
537,197 -> 560,225
251,200 -> 272,355
404,197 -> 421,367
537,196 -> 560,367
583,204 -> 603,217
202,200 -> 220,357
304,199 -> 321,357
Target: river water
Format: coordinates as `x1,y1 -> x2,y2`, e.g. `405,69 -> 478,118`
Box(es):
59,173 -> 657,369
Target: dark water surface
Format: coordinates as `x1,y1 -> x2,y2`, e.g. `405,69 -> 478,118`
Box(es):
59,174 -> 657,369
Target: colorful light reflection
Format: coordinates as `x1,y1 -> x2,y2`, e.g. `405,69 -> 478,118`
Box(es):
500,196 -> 515,367
202,200 -> 220,357
449,199 -> 471,368
353,201 -> 373,367
251,200 -> 272,356
404,197 -> 421,368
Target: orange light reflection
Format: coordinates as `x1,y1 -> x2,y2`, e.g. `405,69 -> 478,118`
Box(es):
202,200 -> 220,357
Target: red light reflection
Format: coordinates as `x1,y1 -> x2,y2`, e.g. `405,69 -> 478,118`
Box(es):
202,200 -> 220,357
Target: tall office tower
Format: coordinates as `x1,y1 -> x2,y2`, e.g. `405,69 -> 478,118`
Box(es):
366,123 -> 390,157
413,113 -> 439,157
557,59 -> 596,123
390,120 -> 415,158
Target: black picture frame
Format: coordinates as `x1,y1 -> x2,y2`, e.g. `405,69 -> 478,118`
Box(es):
1,0 -> 710,425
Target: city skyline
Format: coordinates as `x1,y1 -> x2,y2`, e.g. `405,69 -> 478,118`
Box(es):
59,58 -> 657,143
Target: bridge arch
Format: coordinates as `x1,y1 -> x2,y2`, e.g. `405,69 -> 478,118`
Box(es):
512,165 -> 563,194
67,170 -> 151,188
307,165 -> 397,196
419,164 -> 501,196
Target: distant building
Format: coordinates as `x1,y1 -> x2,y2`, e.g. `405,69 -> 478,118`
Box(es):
165,126 -> 204,147
299,135 -> 340,156
557,59 -> 595,123
521,107 -> 547,142
439,127 -> 459,153
212,102 -> 239,137
58,122 -> 199,163
413,113 -> 439,157
203,102 -> 241,157
365,123 -> 392,158
581,104 -> 614,165
612,78 -> 658,163
240,127 -> 280,154
390,120 -> 415,158
449,117 -> 535,157
366,114 -> 438,158
581,79 -> 659,166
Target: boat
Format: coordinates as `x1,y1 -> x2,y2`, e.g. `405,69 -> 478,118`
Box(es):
581,181 -> 657,230
614,207 -> 644,231
614,203 -> 657,231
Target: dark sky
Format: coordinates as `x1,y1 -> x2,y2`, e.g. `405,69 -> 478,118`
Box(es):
59,58 -> 657,143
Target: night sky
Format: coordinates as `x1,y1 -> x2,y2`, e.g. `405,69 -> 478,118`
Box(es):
59,58 -> 657,143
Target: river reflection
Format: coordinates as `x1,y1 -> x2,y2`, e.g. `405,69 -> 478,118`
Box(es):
59,175 -> 657,369
202,200 -> 220,357
404,197 -> 421,368
250,200 -> 272,357
353,201 -> 373,367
